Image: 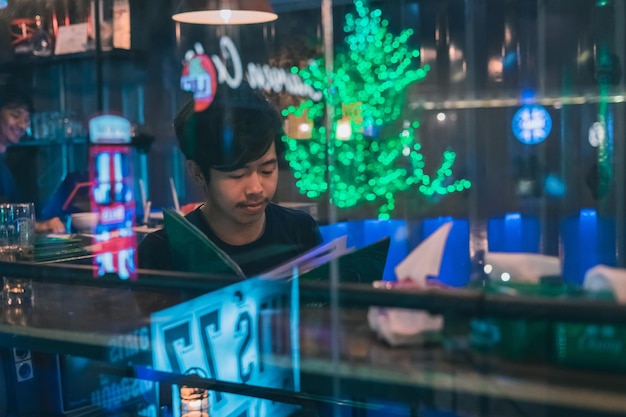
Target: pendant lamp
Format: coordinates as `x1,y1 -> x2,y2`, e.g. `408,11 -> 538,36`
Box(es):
172,0 -> 278,25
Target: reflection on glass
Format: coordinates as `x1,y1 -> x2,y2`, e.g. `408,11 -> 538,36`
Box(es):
151,276 -> 299,417
89,115 -> 137,280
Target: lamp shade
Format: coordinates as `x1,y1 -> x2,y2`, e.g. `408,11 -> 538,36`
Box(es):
173,0 -> 278,25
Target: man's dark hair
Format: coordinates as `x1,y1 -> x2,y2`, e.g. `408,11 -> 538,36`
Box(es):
0,84 -> 33,113
174,84 -> 284,183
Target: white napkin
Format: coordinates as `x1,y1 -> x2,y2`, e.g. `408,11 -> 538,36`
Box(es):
368,280 -> 445,346
367,223 -> 454,346
484,252 -> 561,283
394,222 -> 452,285
368,306 -> 443,347
584,265 -> 626,302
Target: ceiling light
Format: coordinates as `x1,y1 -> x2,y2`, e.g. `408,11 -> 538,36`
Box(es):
173,0 -> 278,25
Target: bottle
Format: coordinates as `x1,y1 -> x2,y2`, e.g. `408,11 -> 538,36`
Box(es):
31,15 -> 53,56
11,18 -> 36,55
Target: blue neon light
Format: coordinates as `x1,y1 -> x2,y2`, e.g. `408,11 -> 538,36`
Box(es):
512,105 -> 552,145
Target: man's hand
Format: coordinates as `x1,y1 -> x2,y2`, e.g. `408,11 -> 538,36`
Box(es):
36,217 -> 67,234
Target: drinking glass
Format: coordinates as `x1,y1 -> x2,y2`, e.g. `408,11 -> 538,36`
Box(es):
0,203 -> 35,306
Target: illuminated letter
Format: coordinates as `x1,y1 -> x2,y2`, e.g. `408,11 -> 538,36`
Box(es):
211,36 -> 243,89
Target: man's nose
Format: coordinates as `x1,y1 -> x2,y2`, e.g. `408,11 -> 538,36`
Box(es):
245,172 -> 263,195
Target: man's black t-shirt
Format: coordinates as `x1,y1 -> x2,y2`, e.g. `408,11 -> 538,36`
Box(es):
138,203 -> 322,277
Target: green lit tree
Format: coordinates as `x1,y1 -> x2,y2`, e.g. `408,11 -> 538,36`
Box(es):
282,0 -> 471,219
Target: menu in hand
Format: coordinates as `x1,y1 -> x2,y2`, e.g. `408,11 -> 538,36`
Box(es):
163,209 -> 390,282
163,208 -> 245,278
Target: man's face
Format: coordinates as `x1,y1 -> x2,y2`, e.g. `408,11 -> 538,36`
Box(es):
0,105 -> 29,152
206,142 -> 279,227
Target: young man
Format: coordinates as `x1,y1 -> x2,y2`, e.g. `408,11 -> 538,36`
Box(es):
0,86 -> 65,233
138,86 -> 322,276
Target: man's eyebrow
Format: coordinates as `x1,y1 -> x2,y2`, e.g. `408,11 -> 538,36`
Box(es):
259,158 -> 278,167
238,158 -> 278,170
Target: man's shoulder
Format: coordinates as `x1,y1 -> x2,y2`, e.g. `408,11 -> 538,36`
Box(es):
139,207 -> 203,246
138,227 -> 168,249
137,226 -> 173,270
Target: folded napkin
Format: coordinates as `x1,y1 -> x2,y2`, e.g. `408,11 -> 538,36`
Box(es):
484,252 -> 561,283
366,224 -> 454,346
368,280 -> 444,346
584,265 -> 626,302
368,306 -> 443,346
394,222 -> 452,285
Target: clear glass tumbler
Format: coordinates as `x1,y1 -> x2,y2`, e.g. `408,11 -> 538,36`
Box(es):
0,203 -> 36,306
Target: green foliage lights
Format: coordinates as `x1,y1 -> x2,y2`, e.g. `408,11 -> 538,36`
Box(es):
281,0 -> 471,219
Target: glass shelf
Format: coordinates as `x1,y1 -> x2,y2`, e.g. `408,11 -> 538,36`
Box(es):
12,137 -> 88,147
0,48 -> 145,72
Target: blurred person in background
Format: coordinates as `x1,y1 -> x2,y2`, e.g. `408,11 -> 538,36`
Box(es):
0,85 -> 66,233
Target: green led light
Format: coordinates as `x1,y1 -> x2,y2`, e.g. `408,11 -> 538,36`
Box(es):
281,0 -> 471,219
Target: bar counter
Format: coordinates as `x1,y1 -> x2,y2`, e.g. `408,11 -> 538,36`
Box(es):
0,261 -> 625,416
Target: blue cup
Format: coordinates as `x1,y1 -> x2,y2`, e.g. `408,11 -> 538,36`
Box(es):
561,209 -> 616,285
487,212 -> 540,253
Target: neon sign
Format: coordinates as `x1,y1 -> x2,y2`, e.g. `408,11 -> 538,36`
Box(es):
181,43 -> 218,112
512,105 -> 552,145
89,114 -> 137,280
181,36 -> 322,102
151,276 -> 299,417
